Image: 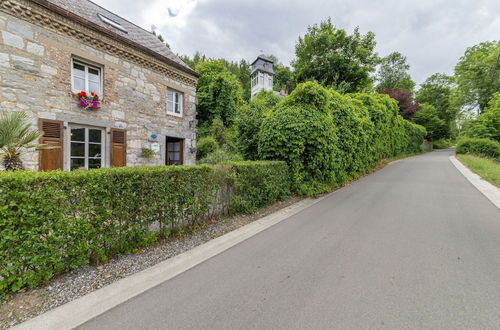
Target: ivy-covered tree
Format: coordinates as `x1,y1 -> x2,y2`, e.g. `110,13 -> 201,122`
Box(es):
454,41 -> 500,114
259,82 -> 340,195
267,55 -> 295,94
375,52 -> 415,93
292,18 -> 378,93
379,88 -> 421,120
195,60 -> 244,128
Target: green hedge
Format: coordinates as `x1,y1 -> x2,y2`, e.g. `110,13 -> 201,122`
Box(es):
456,138 -> 500,161
259,82 -> 426,194
0,161 -> 289,295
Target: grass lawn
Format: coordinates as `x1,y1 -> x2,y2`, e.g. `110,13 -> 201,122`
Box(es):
456,154 -> 500,187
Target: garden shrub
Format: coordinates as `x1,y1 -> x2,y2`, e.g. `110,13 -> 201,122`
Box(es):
198,148 -> 243,164
0,161 -> 289,295
456,137 -> 500,160
196,136 -> 218,160
412,103 -> 448,141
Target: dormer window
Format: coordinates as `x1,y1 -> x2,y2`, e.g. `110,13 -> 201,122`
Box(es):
98,14 -> 128,33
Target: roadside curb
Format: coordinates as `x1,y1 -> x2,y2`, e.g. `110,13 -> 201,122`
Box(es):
12,196 -> 326,330
449,155 -> 500,209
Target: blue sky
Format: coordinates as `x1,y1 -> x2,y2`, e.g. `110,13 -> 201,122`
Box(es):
93,0 -> 500,85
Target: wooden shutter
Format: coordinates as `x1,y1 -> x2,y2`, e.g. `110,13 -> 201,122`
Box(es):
110,128 -> 126,167
39,119 -> 63,171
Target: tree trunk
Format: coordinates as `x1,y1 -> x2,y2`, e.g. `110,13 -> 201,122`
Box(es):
3,152 -> 24,171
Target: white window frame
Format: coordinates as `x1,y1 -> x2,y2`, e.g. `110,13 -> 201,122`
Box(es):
68,125 -> 106,171
71,58 -> 103,96
167,88 -> 183,117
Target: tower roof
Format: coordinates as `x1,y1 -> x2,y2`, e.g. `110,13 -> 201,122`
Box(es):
251,55 -> 274,75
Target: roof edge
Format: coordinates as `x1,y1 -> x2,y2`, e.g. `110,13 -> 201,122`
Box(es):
29,0 -> 200,78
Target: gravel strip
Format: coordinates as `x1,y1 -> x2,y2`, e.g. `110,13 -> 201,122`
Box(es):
0,197 -> 303,329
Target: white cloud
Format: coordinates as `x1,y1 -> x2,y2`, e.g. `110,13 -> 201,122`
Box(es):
93,0 -> 500,84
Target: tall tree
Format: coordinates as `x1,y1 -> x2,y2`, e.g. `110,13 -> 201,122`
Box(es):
267,55 -> 295,94
379,89 -> 420,120
375,52 -> 415,93
454,41 -> 500,114
292,18 -> 378,93
195,60 -> 244,128
416,73 -> 457,137
412,104 -> 448,141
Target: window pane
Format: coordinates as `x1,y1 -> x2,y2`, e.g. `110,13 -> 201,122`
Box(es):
88,67 -> 100,79
167,100 -> 173,113
88,158 -> 102,169
89,81 -> 100,94
89,143 -> 102,158
89,129 -> 102,143
173,152 -> 180,161
174,103 -> 180,114
71,142 -> 85,157
167,90 -> 173,100
73,63 -> 85,78
71,127 -> 85,142
73,77 -> 85,91
71,158 -> 85,171
174,92 -> 179,103
173,142 -> 180,151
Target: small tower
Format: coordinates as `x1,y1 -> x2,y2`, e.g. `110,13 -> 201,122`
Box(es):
250,55 -> 274,99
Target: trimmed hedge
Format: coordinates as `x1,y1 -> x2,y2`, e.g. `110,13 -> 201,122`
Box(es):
0,161 -> 289,295
456,138 -> 500,161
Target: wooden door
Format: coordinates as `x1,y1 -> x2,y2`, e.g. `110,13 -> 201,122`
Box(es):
39,119 -> 63,171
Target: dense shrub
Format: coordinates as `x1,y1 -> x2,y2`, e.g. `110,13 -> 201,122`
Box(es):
236,91 -> 281,160
196,136 -> 218,160
460,93 -> 500,142
198,148 -> 243,164
0,161 -> 289,295
432,139 -> 455,149
259,83 -> 339,195
456,138 -> 500,160
259,82 -> 426,194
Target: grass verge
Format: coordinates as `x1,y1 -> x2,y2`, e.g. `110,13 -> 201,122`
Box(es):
456,154 -> 500,187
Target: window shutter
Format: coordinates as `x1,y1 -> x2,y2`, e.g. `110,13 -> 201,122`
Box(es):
110,128 -> 126,167
39,119 -> 63,171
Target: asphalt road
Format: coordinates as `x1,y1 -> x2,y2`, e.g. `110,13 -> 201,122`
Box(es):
79,150 -> 500,329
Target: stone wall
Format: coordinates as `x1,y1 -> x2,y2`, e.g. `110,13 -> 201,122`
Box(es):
0,10 -> 197,170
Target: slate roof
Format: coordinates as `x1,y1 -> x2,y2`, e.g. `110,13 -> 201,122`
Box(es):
32,0 -> 198,77
251,55 -> 274,75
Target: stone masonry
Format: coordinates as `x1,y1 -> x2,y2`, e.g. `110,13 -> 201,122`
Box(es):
0,1 -> 198,170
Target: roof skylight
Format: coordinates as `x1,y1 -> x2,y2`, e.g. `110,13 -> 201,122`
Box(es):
98,14 -> 127,33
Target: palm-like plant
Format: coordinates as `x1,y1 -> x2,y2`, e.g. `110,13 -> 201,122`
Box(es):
0,112 -> 52,171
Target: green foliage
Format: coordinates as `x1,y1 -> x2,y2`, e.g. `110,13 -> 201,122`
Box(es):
228,161 -> 290,213
292,18 -> 378,93
456,137 -> 500,160
235,90 -> 282,160
259,82 -> 339,195
0,112 -> 52,171
196,136 -> 218,160
412,103 -> 448,141
258,81 -> 425,195
141,147 -> 154,159
432,139 -> 455,149
198,148 -> 243,164
460,93 -> 500,142
195,60 -> 244,127
375,52 -> 415,93
454,41 -> 500,113
0,161 -> 290,295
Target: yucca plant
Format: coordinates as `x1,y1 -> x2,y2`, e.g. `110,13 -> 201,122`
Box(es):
0,112 -> 52,171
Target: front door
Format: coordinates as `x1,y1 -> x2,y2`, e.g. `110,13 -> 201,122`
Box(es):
166,137 -> 184,165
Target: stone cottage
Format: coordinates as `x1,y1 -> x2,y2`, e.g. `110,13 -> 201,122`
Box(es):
0,0 -> 199,171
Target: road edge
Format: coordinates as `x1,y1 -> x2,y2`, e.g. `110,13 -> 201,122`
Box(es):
449,155 -> 500,209
12,196 -> 327,330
